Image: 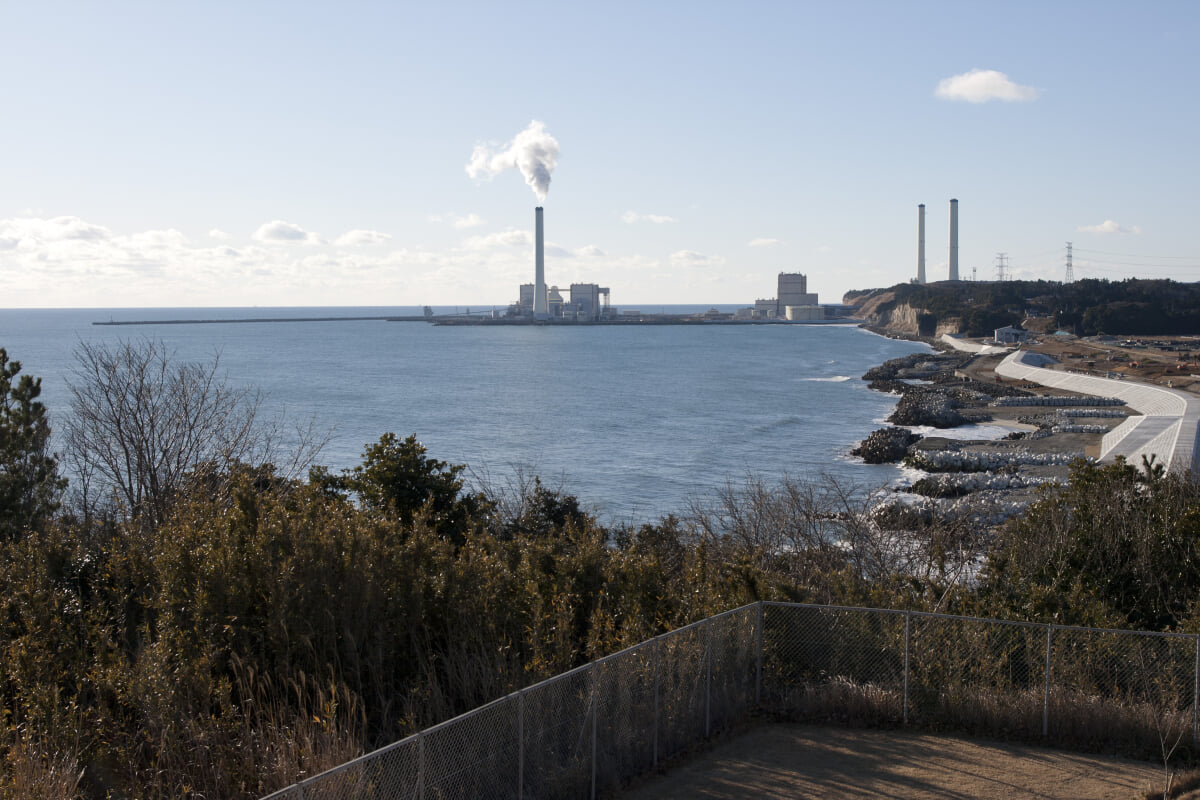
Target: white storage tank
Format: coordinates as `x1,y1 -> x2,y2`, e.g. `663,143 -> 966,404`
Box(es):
786,305 -> 825,321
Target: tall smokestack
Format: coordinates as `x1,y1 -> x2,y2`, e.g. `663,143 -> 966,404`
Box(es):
948,198 -> 959,281
534,206 -> 548,319
917,204 -> 926,284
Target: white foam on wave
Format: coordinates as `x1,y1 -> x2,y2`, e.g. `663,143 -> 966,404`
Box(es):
801,375 -> 853,383
902,423 -> 1011,442
892,463 -> 929,488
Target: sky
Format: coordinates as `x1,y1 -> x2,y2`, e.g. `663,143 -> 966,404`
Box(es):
1,1 -> 1198,308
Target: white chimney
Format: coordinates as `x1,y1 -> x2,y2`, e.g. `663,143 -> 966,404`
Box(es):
917,204 -> 926,284
948,198 -> 959,281
534,206 -> 548,319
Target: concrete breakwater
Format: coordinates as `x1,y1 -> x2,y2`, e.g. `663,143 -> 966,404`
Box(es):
991,395 -> 1124,407
905,447 -> 1084,472
853,341 -> 1119,530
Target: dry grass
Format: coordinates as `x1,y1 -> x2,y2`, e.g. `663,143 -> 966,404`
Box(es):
0,734 -> 83,800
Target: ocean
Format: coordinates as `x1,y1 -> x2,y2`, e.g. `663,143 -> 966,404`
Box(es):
0,307 -> 930,523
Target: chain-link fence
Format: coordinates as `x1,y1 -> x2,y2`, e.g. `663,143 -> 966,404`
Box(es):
759,602 -> 1199,762
263,602 -> 1198,799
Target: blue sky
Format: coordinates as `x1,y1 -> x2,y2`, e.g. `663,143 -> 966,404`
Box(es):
1,1 -> 1197,307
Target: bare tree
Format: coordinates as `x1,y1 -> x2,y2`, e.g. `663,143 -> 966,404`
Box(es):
65,339 -> 323,529
686,472 -> 986,606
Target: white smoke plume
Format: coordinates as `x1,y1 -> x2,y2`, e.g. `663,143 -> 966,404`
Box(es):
466,120 -> 560,201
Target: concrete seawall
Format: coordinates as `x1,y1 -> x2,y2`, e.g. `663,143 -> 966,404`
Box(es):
995,349 -> 1200,474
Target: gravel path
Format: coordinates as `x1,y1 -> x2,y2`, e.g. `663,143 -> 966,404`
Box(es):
622,724 -> 1164,799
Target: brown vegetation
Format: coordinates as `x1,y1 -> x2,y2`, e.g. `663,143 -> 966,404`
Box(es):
3,340 -> 1200,797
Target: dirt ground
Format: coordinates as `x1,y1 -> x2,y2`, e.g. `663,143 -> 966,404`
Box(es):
1009,335 -> 1200,396
622,724 -> 1166,800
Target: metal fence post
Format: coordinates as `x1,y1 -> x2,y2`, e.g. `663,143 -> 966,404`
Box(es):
903,611 -> 911,726
591,663 -> 599,800
755,602 -> 764,706
296,784 -> 305,800
518,690 -> 525,800
705,618 -> 712,738
417,732 -> 425,800
1043,626 -> 1054,737
1193,635 -> 1199,750
653,637 -> 660,768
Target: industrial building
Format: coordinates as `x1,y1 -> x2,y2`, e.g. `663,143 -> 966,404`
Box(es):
745,273 -> 822,320
510,207 -> 616,322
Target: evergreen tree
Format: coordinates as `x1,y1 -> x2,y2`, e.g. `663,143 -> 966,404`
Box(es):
0,348 -> 65,539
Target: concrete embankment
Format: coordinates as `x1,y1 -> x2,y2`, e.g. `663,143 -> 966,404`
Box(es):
995,349 -> 1200,474
938,333 -> 1010,356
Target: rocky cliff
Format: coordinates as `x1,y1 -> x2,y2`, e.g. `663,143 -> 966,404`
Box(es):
844,290 -> 960,336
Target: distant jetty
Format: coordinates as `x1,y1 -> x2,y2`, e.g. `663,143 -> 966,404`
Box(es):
94,313 -> 859,327
93,315 -> 428,326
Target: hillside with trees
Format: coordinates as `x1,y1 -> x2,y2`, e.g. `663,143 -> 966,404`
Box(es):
2,341 -> 1200,797
845,278 -> 1200,337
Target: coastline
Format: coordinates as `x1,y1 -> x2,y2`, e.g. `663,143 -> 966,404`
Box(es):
852,327 -> 1156,530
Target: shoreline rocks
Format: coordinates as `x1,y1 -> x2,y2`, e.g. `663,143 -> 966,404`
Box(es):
852,341 -> 1110,533
887,387 -> 970,428
851,427 -> 923,464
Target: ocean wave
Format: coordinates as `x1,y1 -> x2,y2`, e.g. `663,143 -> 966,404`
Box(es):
891,463 -> 930,487
752,415 -> 805,433
802,375 -> 853,383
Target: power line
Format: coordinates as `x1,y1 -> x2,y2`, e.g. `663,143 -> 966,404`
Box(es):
1073,247 -> 1200,260
1070,255 -> 1200,269
1072,263 -> 1200,279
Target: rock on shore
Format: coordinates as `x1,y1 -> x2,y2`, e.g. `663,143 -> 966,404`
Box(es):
851,427 -> 923,464
887,387 -> 970,428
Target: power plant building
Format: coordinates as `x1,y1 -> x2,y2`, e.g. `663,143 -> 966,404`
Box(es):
746,273 -> 822,320
777,273 -> 818,309
569,283 -> 610,321
510,207 -> 615,321
518,283 -> 538,314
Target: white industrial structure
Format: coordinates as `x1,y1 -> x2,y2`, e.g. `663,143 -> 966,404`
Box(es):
511,207 -> 615,321
916,203 -> 926,284
948,198 -> 959,281
569,283 -> 610,321
533,206 -> 548,319
752,273 -> 820,320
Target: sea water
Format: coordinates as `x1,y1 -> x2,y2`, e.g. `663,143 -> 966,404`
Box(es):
0,307 -> 929,522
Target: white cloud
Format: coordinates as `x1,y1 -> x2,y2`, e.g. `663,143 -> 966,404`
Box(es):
335,229 -> 393,246
124,229 -> 189,249
0,216 -> 112,244
252,220 -> 322,245
935,69 -> 1039,103
430,212 -> 486,229
669,249 -> 725,267
816,244 -> 833,253
748,237 -> 780,247
0,214 -> 473,306
461,229 -> 533,251
208,229 -> 230,240
622,211 -> 677,224
577,245 -> 606,257
1077,219 -> 1141,235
